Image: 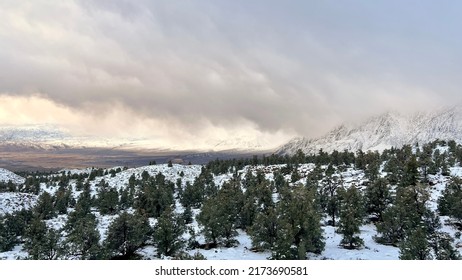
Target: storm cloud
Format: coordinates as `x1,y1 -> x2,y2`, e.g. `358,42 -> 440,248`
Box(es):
1,0 -> 462,147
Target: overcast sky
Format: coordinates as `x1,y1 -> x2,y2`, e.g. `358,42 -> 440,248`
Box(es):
1,0 -> 462,149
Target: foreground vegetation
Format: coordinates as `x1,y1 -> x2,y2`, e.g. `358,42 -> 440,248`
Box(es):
1,139 -> 462,260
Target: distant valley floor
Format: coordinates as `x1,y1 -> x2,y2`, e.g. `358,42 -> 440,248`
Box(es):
0,145 -> 264,171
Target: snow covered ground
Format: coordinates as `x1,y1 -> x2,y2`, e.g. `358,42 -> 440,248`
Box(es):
0,192 -> 37,215
0,168 -> 26,185
1,163 -> 462,260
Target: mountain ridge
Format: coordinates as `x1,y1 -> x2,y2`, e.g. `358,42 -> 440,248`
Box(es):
0,124 -> 278,152
278,105 -> 462,155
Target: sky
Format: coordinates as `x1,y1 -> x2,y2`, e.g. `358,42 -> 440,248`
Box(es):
1,0 -> 462,150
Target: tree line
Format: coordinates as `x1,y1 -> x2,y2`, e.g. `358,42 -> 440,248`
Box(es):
1,139 -> 462,259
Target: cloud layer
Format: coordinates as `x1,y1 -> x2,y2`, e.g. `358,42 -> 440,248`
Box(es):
1,0 -> 462,148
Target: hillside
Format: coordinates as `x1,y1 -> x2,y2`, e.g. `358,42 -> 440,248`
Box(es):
278,106 -> 462,155
1,140 -> 462,260
0,168 -> 26,185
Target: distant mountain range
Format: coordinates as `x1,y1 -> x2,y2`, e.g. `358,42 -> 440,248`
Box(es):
277,105 -> 462,155
3,105 -> 462,157
0,124 -> 275,152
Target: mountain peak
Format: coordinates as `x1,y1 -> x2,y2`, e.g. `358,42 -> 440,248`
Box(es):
278,106 -> 462,155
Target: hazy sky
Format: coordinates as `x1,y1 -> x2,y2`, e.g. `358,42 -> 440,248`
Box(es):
1,0 -> 462,149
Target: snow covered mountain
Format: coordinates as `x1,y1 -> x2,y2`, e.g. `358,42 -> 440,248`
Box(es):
0,124 -> 277,152
0,124 -> 133,150
278,105 -> 462,155
0,124 -> 70,149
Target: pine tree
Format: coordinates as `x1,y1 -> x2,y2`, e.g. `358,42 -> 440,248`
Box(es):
97,182 -> 119,215
376,184 -> 431,246
0,210 -> 32,252
64,214 -> 101,260
34,191 -> 56,220
249,206 -> 277,251
431,232 -> 461,260
54,186 -> 71,215
240,176 -> 273,229
135,173 -> 174,217
337,186 -> 365,249
197,181 -> 243,247
319,171 -> 341,227
181,206 -> 193,224
270,184 -> 325,259
438,177 -> 462,221
24,216 -> 63,260
119,187 -> 133,210
153,206 -> 185,257
270,219 -> 296,260
365,160 -> 380,182
399,227 -> 431,260
384,156 -> 402,185
180,181 -> 203,208
0,216 -> 16,252
418,144 -> 433,183
365,178 -> 391,221
401,155 -> 419,187
104,212 -> 151,259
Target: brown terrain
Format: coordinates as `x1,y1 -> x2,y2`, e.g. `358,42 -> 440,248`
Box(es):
0,144 -> 261,171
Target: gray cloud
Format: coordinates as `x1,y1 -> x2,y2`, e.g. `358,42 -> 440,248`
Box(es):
1,0 -> 462,142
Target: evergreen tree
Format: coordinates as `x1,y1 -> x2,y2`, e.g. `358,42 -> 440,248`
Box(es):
399,227 -> 431,260
240,176 -> 273,230
305,164 -> 322,189
364,160 -> 380,182
431,232 -> 461,260
418,144 -> 433,183
181,206 -> 193,225
97,182 -> 119,215
270,185 -> 325,259
400,155 -> 419,187
153,206 -> 185,257
67,185 -> 94,228
24,216 -> 63,260
291,168 -> 300,183
104,212 -> 151,259
0,215 -> 16,252
197,181 -> 243,247
319,171 -> 341,227
438,177 -> 462,221
376,184 -> 430,246
273,171 -> 286,193
135,173 -> 174,217
64,214 -> 101,260
337,186 -> 365,249
0,210 -> 33,252
119,187 -> 133,210
180,181 -> 203,208
365,178 -> 391,221
383,156 -> 402,185
249,206 -> 277,251
54,186 -> 71,215
175,178 -> 183,199
34,191 -> 56,220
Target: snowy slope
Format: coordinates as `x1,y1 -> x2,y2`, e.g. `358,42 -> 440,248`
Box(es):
1,160 -> 461,260
278,105 -> 462,155
0,168 -> 26,185
0,192 -> 37,215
